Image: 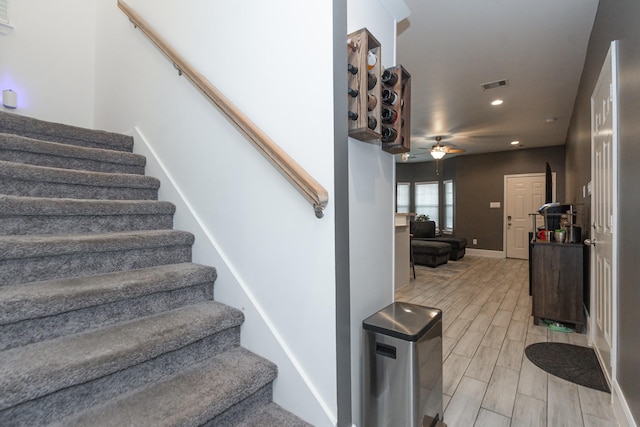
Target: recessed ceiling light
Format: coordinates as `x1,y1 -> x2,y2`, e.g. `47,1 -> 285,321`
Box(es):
491,99 -> 503,106
510,140 -> 520,145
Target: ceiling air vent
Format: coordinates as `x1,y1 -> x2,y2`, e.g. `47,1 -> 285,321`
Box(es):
481,79 -> 509,91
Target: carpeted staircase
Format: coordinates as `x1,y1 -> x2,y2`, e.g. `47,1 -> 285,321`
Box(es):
0,111 -> 311,426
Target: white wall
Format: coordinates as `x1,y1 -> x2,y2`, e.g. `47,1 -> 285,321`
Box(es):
93,1 -> 337,425
347,1 -> 402,425
0,0 -> 96,126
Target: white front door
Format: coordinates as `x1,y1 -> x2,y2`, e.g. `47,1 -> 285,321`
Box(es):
505,174 -> 549,259
589,42 -> 618,384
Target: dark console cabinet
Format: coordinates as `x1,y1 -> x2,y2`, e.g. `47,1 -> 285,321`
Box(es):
531,242 -> 585,332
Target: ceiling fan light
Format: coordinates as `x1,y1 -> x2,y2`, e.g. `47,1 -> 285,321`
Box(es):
431,149 -> 446,160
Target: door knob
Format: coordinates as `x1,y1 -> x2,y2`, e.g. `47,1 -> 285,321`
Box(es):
584,238 -> 596,246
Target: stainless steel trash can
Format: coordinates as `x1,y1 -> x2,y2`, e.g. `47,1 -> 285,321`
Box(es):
363,302 -> 445,427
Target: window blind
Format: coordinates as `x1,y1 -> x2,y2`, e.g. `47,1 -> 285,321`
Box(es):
396,183 -> 410,213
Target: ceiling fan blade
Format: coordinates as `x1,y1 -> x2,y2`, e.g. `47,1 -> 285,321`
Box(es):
444,148 -> 465,153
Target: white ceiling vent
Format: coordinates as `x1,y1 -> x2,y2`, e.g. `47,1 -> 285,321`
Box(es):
481,79 -> 509,91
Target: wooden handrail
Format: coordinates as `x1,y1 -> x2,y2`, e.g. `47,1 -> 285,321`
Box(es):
117,0 -> 329,218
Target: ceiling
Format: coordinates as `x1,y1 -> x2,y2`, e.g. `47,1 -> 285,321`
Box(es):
395,0 -> 599,162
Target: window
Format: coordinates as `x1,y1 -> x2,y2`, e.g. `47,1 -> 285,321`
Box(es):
415,182 -> 439,227
396,182 -> 410,213
443,180 -> 454,232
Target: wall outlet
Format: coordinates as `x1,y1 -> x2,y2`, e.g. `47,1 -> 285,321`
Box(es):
472,238 -> 478,245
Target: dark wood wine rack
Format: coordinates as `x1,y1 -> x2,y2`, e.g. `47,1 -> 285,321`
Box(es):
347,28 -> 382,142
381,65 -> 411,154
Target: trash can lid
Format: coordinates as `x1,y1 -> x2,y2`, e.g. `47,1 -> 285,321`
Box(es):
362,302 -> 442,342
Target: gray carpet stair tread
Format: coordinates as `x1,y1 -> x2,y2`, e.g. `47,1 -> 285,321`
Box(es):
0,194 -> 175,216
0,160 -> 159,189
234,402 -> 313,426
0,262 -> 216,324
0,229 -> 194,261
0,111 -> 133,152
0,301 -> 244,410
0,132 -> 145,173
54,347 -> 277,427
0,195 -> 176,235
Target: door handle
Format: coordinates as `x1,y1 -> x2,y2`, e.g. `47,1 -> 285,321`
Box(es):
584,238 -> 596,246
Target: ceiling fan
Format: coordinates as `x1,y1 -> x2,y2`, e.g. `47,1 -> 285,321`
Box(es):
430,136 -> 465,159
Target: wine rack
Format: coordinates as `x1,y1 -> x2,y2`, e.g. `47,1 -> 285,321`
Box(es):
380,65 -> 411,154
347,28 -> 382,141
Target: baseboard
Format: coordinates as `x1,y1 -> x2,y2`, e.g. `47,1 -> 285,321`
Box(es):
613,379 -> 637,427
465,248 -> 505,258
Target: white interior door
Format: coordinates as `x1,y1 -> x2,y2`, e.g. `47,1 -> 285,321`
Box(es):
505,174 -> 549,259
589,42 -> 618,384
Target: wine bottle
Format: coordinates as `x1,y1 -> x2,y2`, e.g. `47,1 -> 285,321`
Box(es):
381,69 -> 398,86
348,63 -> 358,75
381,127 -> 398,143
348,111 -> 358,121
367,94 -> 377,111
348,87 -> 359,98
367,50 -> 377,70
381,88 -> 398,105
381,108 -> 398,124
367,71 -> 377,91
368,115 -> 377,130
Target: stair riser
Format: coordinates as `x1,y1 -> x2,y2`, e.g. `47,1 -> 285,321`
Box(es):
205,384 -> 273,427
0,282 -> 214,351
0,178 -> 158,200
0,214 -> 174,235
0,150 -> 145,175
0,327 -> 241,426
0,246 -> 192,286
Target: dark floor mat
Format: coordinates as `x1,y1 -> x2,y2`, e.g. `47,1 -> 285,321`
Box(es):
525,342 -> 610,393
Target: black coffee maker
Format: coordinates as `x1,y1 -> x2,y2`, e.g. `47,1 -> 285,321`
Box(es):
538,203 -> 581,243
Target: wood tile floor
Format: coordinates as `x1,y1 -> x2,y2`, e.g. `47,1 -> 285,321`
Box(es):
395,256 -> 618,427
